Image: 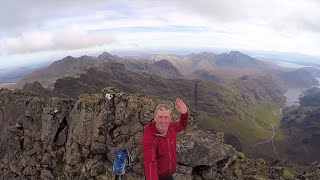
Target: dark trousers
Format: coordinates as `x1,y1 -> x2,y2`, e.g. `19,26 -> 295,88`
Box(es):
145,175 -> 174,180
159,175 -> 174,180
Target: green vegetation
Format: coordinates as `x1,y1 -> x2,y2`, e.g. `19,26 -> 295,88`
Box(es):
53,160 -> 66,178
96,164 -> 106,175
280,105 -> 320,162
81,94 -> 100,104
198,100 -> 286,145
283,169 -> 295,180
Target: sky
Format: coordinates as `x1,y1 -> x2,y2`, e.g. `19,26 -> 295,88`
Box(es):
1,0 -> 320,69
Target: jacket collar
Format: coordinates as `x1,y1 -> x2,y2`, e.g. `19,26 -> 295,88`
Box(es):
146,121 -> 168,137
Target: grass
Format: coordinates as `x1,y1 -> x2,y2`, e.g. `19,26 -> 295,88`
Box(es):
197,100 -> 288,145
81,94 -> 101,104
96,164 -> 106,175
283,169 -> 295,180
53,160 -> 66,178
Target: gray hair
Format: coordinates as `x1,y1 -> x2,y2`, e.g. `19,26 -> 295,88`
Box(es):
154,104 -> 171,114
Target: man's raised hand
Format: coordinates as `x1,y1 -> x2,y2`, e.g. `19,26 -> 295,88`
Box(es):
175,98 -> 187,114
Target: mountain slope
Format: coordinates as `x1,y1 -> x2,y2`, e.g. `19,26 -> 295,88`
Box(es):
276,68 -> 319,88
144,54 -> 193,74
52,62 -> 288,160
216,51 -> 265,68
187,52 -> 216,71
148,60 -> 183,78
281,106 -> 320,162
16,55 -> 102,89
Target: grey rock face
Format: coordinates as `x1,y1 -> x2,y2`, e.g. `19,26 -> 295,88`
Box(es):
64,90 -> 176,179
177,130 -> 236,167
0,89 -> 74,179
0,87 -> 303,179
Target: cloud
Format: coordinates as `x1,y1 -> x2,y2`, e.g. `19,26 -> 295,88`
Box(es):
53,25 -> 113,50
2,25 -> 114,54
2,32 -> 53,54
0,0 -> 115,34
2,0 -> 320,34
165,0 -> 320,33
0,0 -> 320,59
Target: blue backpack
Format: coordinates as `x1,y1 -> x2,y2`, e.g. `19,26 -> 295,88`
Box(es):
112,149 -> 132,175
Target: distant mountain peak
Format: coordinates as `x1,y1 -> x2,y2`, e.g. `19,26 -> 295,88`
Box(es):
215,51 -> 264,68
98,52 -> 115,59
152,59 -> 177,69
61,56 -> 76,61
149,59 -> 182,78
148,54 -> 179,60
187,51 -> 216,61
200,51 -> 216,55
188,51 -> 216,57
228,51 -> 250,58
229,50 -> 242,55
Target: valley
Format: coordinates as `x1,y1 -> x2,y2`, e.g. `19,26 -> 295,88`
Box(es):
2,1 -> 320,179
1,50 -> 320,179
0,82 -> 16,89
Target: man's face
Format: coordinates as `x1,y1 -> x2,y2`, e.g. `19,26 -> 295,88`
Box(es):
154,109 -> 172,134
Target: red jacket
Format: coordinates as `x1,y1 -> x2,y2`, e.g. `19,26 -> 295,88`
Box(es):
142,113 -> 188,180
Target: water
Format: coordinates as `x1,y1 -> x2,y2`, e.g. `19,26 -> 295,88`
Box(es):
279,59 -> 320,105
277,62 -> 308,68
284,88 -> 304,106
284,79 -> 320,106
317,78 -> 320,88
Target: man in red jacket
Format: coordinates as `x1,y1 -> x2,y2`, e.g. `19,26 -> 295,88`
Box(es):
143,98 -> 188,180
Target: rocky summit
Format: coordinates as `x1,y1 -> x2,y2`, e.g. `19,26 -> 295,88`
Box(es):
0,87 -> 319,180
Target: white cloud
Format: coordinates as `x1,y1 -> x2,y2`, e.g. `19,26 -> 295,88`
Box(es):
0,0 -> 115,34
0,0 -> 320,66
168,0 -> 320,32
1,25 -> 114,54
52,25 -> 113,50
2,32 -> 53,54
108,26 -> 320,57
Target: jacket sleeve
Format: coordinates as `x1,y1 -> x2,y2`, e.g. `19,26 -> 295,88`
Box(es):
171,112 -> 188,133
143,134 -> 158,180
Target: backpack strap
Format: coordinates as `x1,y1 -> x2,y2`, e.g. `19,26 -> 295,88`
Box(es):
125,148 -> 133,167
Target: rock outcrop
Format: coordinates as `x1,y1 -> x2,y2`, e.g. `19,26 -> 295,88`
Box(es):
0,87 -> 310,179
0,88 -> 74,179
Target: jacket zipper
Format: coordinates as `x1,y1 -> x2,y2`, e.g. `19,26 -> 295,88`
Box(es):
166,137 -> 172,175
155,134 -> 172,176
150,139 -> 157,180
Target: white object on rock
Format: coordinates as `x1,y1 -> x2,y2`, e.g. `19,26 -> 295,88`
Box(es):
15,123 -> 22,128
54,109 -> 59,113
105,93 -> 113,100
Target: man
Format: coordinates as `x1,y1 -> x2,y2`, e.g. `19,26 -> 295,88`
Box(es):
143,98 -> 188,180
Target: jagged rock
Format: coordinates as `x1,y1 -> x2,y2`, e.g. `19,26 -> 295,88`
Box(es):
40,169 -> 54,179
22,164 -> 38,176
173,173 -> 192,180
41,98 -> 73,145
90,161 -> 106,177
0,87 -> 309,179
177,130 -> 236,167
268,166 -> 284,179
41,153 -> 52,167
9,159 -> 23,176
298,161 -> 320,180
54,126 -> 67,146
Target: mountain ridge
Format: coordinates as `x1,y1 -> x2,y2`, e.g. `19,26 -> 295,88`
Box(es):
0,85 -> 317,179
